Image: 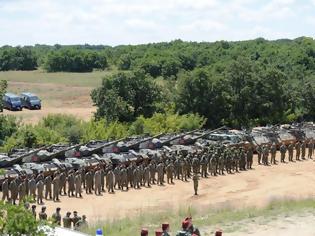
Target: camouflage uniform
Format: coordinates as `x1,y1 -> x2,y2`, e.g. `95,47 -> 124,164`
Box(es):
2,179 -> 9,201
52,208 -> 62,225
59,172 -> 67,195
301,140 -> 306,160
157,163 -> 165,185
75,174 -> 82,197
63,212 -> 72,228
106,169 -> 115,193
18,181 -> 26,203
143,166 -> 150,187
288,143 -> 294,162
308,140 -> 314,159
256,145 -> 262,165
94,170 -> 102,195
52,175 -> 60,201
67,173 -> 75,197
280,143 -> 287,163
270,144 -> 277,165
166,163 -> 174,184
85,171 -> 93,194
193,174 -> 199,195
295,142 -> 301,161
44,175 -> 52,200
36,180 -> 44,204
38,207 -> 47,221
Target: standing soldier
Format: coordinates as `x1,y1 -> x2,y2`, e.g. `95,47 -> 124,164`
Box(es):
44,175 -> 52,200
149,162 -> 156,184
143,166 -> 150,187
166,162 -> 174,184
52,174 -> 60,202
94,169 -> 102,195
63,212 -> 72,228
85,170 -> 93,194
106,169 -> 115,193
270,143 -> 277,165
201,155 -> 208,178
31,205 -> 36,219
133,167 -> 140,189
36,179 -> 44,204
262,145 -> 269,166
52,207 -> 62,226
193,174 -> 199,196
67,172 -> 75,197
157,162 -> 164,186
59,172 -> 67,195
24,177 -> 29,196
246,146 -> 254,169
9,179 -> 18,205
114,167 -> 121,189
2,178 -> 9,201
28,176 -> 36,201
308,139 -> 314,159
301,140 -> 306,160
280,143 -> 287,163
18,181 -> 26,203
127,164 -> 134,188
288,142 -> 294,162
100,168 -> 105,192
256,145 -> 262,165
75,173 -> 82,198
295,141 -> 301,161
80,168 -> 86,189
38,206 -> 47,221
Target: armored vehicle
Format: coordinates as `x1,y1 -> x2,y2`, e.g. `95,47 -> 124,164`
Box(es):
20,92 -> 41,110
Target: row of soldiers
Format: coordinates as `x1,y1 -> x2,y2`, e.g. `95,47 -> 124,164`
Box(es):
25,204 -> 88,230
1,139 -> 314,205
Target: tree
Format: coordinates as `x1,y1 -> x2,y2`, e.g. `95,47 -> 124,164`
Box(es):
91,71 -> 162,122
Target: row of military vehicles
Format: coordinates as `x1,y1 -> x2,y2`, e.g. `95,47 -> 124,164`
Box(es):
1,92 -> 41,111
0,122 -> 314,187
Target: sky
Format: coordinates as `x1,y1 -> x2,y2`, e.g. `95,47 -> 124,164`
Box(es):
0,0 -> 314,46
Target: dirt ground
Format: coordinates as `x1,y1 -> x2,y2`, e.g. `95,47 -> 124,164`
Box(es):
37,153 -> 315,225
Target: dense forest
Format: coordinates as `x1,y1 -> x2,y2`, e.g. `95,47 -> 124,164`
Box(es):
0,37 -> 315,129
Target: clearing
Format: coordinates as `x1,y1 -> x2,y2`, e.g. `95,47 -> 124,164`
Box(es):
0,70 -> 113,123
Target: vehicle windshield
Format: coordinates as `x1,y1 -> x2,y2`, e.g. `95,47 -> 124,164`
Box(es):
29,96 -> 39,100
10,97 -> 20,102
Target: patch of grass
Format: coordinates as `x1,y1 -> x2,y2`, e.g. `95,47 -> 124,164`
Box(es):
82,198 -> 315,236
0,69 -> 117,87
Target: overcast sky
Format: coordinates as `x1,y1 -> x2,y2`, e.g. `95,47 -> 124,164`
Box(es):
0,0 -> 314,46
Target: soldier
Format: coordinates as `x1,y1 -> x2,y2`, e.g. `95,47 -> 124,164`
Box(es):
2,178 -> 9,201
38,206 -> 47,221
44,175 -> 52,200
75,215 -> 88,230
59,172 -> 67,195
9,179 -> 18,205
193,174 -> 199,195
288,142 -> 294,162
24,177 -> 29,196
67,172 -> 75,197
18,181 -> 26,203
52,174 -> 60,202
52,207 -> 62,226
201,155 -> 208,177
80,168 -> 86,189
63,212 -> 72,228
143,166 -> 150,187
31,205 -> 36,219
94,169 -> 102,195
262,146 -> 269,166
166,162 -> 174,184
280,143 -> 287,163
127,164 -> 134,188
246,146 -> 254,169
256,145 -> 262,165
36,173 -> 44,183
162,223 -> 170,236
100,168 -> 105,192
270,143 -> 277,165
150,162 -> 157,184
85,170 -> 93,194
72,211 -> 81,229
295,141 -> 301,161
157,162 -> 164,185
36,179 -> 44,204
74,173 -> 82,198
114,167 -> 121,189
28,175 -> 36,201
308,139 -> 314,159
106,169 -> 115,193
133,167 -> 140,189
301,140 -> 306,160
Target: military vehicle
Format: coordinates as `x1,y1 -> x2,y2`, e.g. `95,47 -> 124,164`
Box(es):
2,93 -> 22,111
0,147 -> 47,168
65,158 -> 87,170
23,143 -> 82,163
301,122 -> 315,141
20,92 -> 41,110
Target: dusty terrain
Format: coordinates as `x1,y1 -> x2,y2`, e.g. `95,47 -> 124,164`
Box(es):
40,154 -> 315,224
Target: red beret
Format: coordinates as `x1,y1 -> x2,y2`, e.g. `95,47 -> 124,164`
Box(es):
182,220 -> 189,229
162,223 -> 169,231
141,228 -> 148,236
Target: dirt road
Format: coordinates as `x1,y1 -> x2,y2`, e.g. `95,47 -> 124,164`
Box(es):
39,154 -> 315,223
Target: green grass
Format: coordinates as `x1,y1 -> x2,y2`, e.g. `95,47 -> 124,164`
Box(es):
0,69 -> 116,87
82,198 -> 315,236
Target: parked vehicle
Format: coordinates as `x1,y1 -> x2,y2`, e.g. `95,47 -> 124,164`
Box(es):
20,92 -> 41,110
2,93 -> 22,111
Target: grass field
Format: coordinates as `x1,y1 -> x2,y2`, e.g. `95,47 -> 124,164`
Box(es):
83,198 -> 315,236
0,70 -> 116,123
